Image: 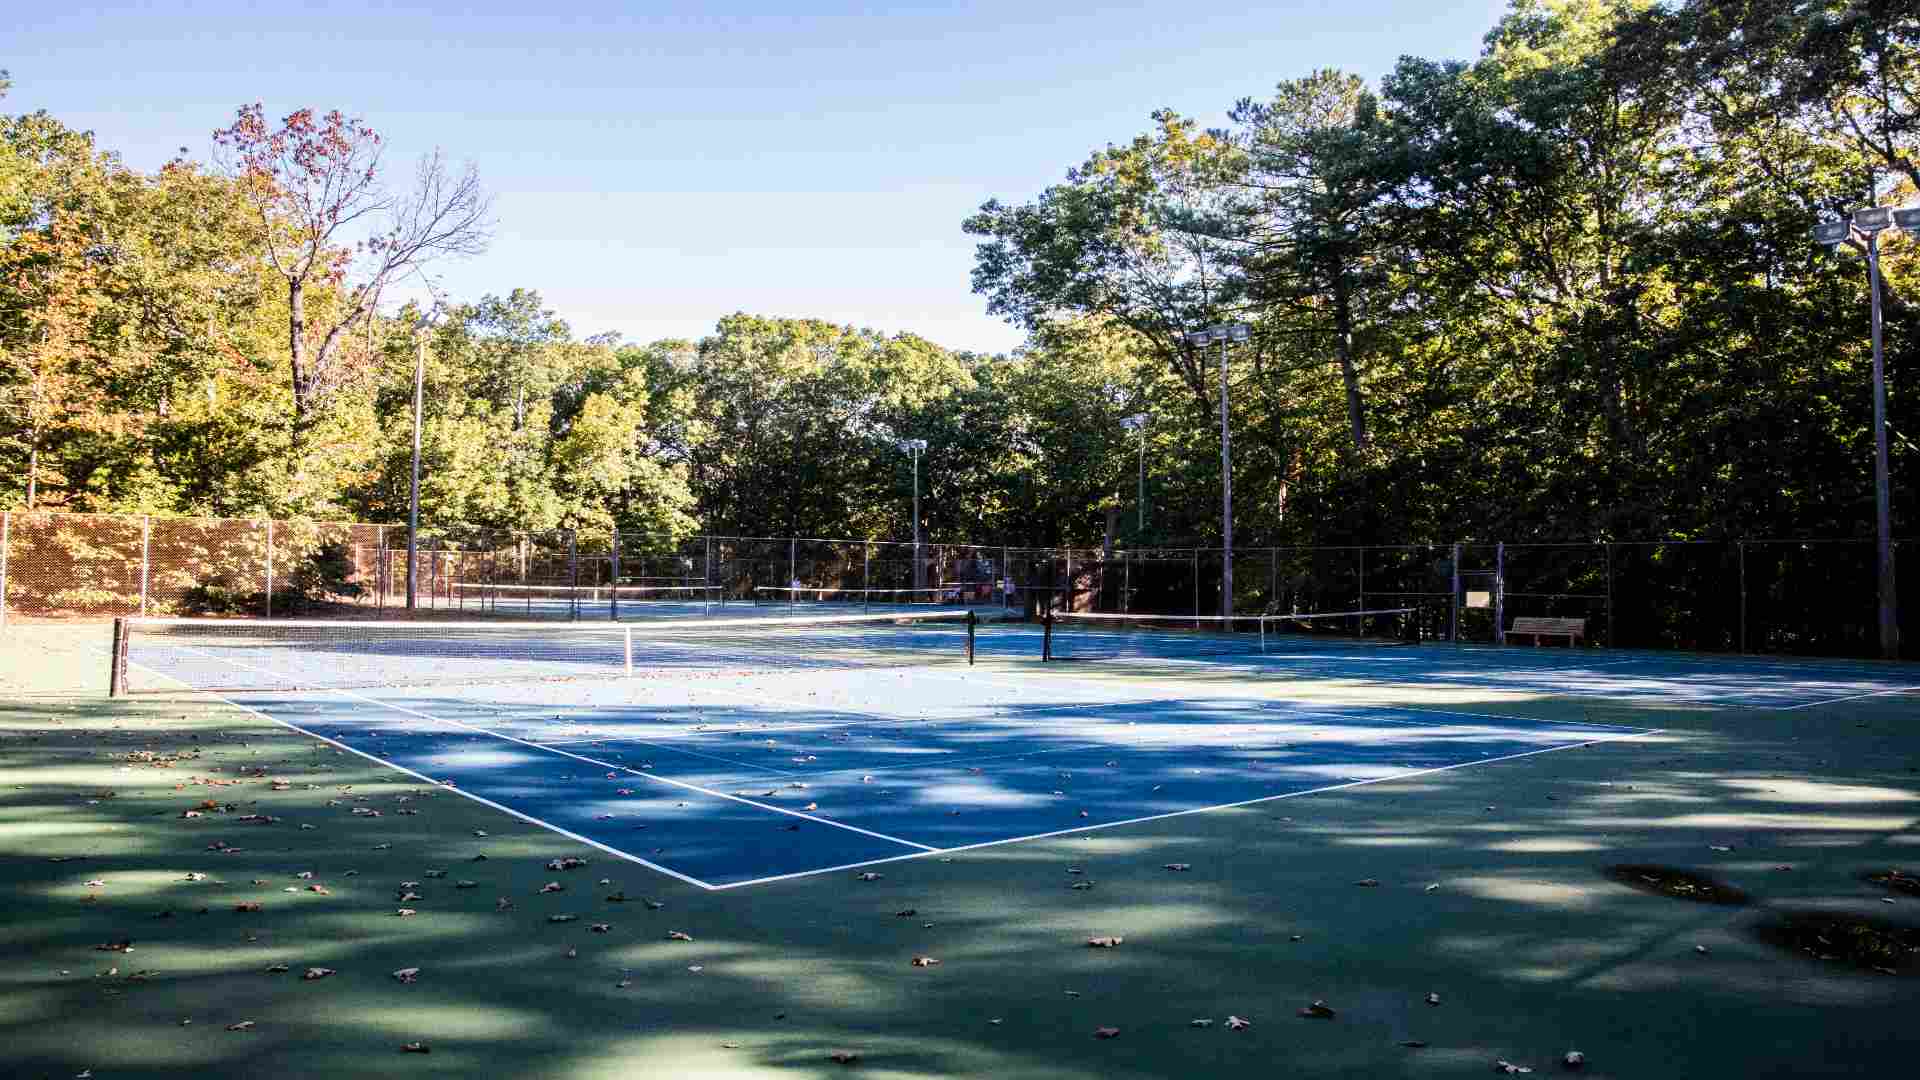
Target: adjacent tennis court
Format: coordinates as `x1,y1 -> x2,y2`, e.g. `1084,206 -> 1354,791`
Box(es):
101,609 -> 1914,888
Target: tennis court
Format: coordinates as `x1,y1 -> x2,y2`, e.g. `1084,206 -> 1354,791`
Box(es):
103,609 -> 1918,888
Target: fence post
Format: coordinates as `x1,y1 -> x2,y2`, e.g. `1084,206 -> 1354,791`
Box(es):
610,525 -> 621,621
264,519 -> 274,618
1124,553 -> 1131,613
567,530 -> 579,621
1494,541 -> 1505,645
1357,547 -> 1366,612
1604,543 -> 1614,648
1191,549 -> 1199,627
0,510 -> 10,628
1738,541 -> 1747,654
1065,548 -> 1073,614
139,515 -> 151,616
1449,543 -> 1461,642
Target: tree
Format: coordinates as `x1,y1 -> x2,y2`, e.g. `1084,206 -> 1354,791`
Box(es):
212,104 -> 491,431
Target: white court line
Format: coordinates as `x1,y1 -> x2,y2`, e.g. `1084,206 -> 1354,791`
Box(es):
1776,685 -> 1920,711
126,657 -> 720,891
139,642 -> 1664,890
155,644 -> 938,856
709,726 -> 1663,889
1304,704 -> 1658,732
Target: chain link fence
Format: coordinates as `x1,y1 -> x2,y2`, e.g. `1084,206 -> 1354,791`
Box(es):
1,510 -> 1909,659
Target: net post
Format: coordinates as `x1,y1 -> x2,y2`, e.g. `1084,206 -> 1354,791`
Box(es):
1259,613 -> 1267,653
1041,610 -> 1053,661
108,617 -> 128,697
623,626 -> 633,676
966,609 -> 977,666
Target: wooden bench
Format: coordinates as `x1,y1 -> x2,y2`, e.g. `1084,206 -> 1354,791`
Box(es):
1509,616 -> 1587,646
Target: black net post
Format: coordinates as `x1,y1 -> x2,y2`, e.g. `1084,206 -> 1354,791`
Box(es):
108,617 -> 128,698
966,610 -> 977,665
1041,610 -> 1054,661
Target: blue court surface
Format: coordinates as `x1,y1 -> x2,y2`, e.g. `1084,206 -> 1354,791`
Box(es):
130,619 -> 1920,888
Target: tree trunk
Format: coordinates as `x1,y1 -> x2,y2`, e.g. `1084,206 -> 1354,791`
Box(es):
1332,275 -> 1369,451
288,278 -> 310,426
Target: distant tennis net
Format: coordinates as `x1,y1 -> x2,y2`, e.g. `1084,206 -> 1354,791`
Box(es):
451,582 -> 723,615
1041,608 -> 1418,661
753,586 -> 963,611
110,609 -> 978,695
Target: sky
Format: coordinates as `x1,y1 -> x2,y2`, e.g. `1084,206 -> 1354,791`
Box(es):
9,0 -> 1512,354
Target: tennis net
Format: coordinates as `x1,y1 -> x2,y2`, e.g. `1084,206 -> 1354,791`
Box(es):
451,582 -> 723,615
109,609 -> 977,695
1041,608 -> 1418,661
753,586 -> 959,610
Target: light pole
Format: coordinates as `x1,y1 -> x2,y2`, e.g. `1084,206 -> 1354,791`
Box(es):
901,439 -> 928,590
1814,207 -> 1916,659
1187,323 -> 1250,618
1120,413 -> 1148,532
406,305 -> 440,610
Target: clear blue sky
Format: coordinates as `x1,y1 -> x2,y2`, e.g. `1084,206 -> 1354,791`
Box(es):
12,0 -> 1510,354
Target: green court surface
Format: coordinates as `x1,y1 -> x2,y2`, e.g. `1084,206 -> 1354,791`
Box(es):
5,621 -> 1920,1079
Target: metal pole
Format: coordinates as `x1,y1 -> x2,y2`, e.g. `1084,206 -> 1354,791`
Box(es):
0,510 -> 10,628
1604,543 -> 1614,648
1124,554 -> 1131,614
789,536 -> 797,614
567,530 -> 579,621
1494,541 -> 1506,645
139,515 -> 151,616
912,449 -> 923,591
1137,424 -> 1146,532
407,326 -> 426,611
1449,543 -> 1461,642
610,525 -> 621,621
1191,549 -> 1199,628
1738,540 -> 1747,653
1869,234 -> 1901,658
1219,338 -> 1233,618
1357,547 -> 1365,613
264,519 -> 273,618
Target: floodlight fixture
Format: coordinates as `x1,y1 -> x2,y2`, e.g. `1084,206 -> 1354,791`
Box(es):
1811,220 -> 1853,247
1853,206 -> 1895,233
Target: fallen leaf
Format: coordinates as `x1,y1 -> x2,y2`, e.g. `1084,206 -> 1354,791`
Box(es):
1086,936 -> 1124,948
1163,863 -> 1191,872
855,872 -> 883,882
1563,1050 -> 1586,1069
668,930 -> 694,941
828,1050 -> 861,1064
1493,1061 -> 1534,1075
1426,992 -> 1441,1006
1190,1018 -> 1214,1028
1354,879 -> 1380,887
302,967 -> 335,981
400,1041 -> 430,1054
265,963 -> 289,973
392,968 -> 420,983
1298,1000 -> 1335,1019
226,1020 -> 254,1031
1093,1026 -> 1121,1039
548,914 -> 577,924
1226,1015 -> 1251,1031
911,956 -> 940,967
590,923 -> 611,933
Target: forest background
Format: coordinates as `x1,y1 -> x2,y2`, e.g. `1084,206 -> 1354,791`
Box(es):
3,1 -> 1916,571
